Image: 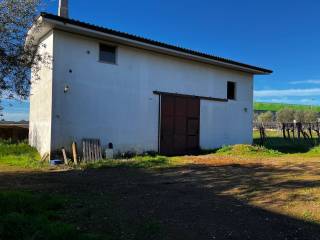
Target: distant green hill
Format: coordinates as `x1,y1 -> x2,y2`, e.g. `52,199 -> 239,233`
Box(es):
254,102 -> 320,112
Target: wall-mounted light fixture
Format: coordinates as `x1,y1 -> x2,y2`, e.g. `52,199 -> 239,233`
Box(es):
64,84 -> 69,93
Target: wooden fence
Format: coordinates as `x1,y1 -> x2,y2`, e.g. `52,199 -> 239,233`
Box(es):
255,121 -> 320,146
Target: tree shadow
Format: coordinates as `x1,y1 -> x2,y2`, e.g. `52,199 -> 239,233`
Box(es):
253,137 -> 317,153
1,163 -> 320,239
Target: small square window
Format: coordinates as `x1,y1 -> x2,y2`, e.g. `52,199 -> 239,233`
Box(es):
227,81 -> 236,100
99,44 -> 116,64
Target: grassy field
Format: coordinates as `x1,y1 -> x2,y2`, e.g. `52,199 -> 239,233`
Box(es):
254,102 -> 320,112
1,136 -> 320,239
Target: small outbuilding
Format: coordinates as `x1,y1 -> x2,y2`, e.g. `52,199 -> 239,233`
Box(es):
28,10 -> 271,157
0,122 -> 29,141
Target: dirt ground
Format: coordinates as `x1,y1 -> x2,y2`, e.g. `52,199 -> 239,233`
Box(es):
1,156 -> 320,240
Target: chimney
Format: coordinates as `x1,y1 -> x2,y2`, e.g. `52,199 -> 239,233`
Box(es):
58,0 -> 69,18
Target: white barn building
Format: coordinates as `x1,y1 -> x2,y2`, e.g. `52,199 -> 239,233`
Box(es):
28,12 -> 271,157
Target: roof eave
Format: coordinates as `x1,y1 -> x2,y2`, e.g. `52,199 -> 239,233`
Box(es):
37,14 -> 272,75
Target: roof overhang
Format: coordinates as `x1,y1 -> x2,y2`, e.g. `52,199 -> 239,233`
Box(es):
28,13 -> 272,75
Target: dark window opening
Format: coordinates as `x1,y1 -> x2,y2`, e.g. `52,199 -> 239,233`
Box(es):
99,44 -> 116,64
227,81 -> 236,100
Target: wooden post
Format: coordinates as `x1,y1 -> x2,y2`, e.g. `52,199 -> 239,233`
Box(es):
83,140 -> 86,162
297,122 -> 302,139
282,123 -> 286,139
315,123 -> 320,139
292,123 -> 295,139
308,124 -> 313,139
259,125 -> 266,146
62,148 -> 68,165
286,126 -> 291,139
72,142 -> 78,165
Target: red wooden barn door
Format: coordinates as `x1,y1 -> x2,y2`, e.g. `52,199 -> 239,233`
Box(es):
160,94 -> 200,155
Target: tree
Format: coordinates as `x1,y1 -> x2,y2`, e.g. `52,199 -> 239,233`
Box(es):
257,111 -> 274,123
304,110 -> 318,123
0,0 -> 49,115
294,110 -> 305,123
293,109 -> 318,123
276,108 -> 295,123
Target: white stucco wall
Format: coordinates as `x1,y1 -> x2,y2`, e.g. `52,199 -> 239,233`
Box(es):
29,31 -> 53,155
50,30 -> 253,154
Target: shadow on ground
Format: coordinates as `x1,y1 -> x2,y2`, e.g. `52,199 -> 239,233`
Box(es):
1,163 -> 320,239
253,137 -> 318,153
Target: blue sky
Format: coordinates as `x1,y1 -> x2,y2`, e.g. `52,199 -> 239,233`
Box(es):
3,0 -> 320,120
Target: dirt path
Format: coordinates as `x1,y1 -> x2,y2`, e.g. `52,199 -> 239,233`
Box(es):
1,163 -> 320,239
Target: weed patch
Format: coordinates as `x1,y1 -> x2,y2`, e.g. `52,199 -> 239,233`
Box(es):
216,144 -> 282,156
0,141 -> 42,168
82,155 -> 173,169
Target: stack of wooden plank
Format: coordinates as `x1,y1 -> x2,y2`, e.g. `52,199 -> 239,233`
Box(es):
82,139 -> 102,162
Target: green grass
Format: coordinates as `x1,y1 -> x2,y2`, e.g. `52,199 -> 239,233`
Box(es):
304,145 -> 320,156
216,144 -> 282,156
0,131 -> 318,171
0,140 -> 42,168
254,102 -> 320,112
82,155 -> 174,169
83,132 -> 320,169
0,191 -> 101,240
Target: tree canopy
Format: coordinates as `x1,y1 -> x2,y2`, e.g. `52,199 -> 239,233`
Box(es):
273,108 -> 319,123
257,111 -> 274,123
0,0 -> 47,116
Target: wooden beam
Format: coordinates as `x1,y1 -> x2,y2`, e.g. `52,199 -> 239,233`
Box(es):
153,91 -> 228,102
62,148 -> 68,165
72,142 -> 78,165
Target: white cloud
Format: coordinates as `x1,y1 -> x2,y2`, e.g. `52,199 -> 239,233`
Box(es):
269,98 -> 291,103
300,98 -> 315,103
254,88 -> 320,97
290,80 -> 320,85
